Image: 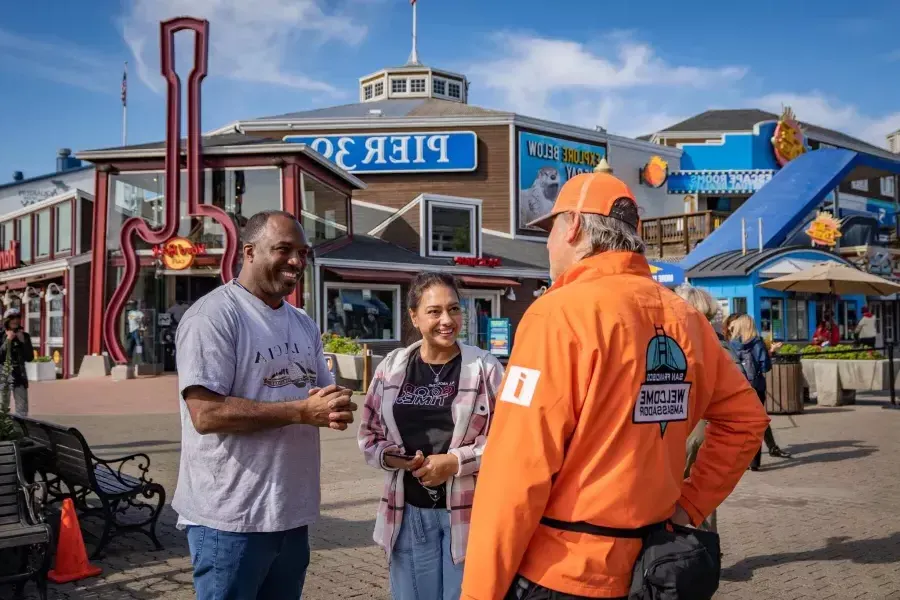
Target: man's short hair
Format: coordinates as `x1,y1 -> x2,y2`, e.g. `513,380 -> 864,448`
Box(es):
242,210 -> 298,245
574,198 -> 645,257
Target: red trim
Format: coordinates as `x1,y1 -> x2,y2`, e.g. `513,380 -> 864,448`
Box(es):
62,269 -> 69,378
87,170 -> 109,354
283,162 -> 301,308
326,267 -> 415,283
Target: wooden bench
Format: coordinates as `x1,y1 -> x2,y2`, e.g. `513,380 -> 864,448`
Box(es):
12,415 -> 165,559
0,440 -> 52,600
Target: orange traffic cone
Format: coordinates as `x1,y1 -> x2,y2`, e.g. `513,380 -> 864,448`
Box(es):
48,498 -> 103,583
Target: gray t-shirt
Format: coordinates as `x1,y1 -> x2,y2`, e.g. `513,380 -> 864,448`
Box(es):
171,280 -> 333,533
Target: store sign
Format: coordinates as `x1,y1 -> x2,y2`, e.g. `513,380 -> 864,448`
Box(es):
517,131 -> 607,232
666,170 -> 775,194
805,212 -> 842,248
640,156 -> 669,188
771,106 -> 807,167
0,240 -> 20,271
648,262 -> 685,286
454,256 -> 501,267
152,237 -> 207,271
283,131 -> 478,174
488,318 -> 511,357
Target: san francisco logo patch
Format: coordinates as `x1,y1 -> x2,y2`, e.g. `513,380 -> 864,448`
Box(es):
633,325 -> 691,437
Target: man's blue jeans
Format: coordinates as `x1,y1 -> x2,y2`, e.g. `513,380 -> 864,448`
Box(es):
186,524 -> 310,600
389,505 -> 464,600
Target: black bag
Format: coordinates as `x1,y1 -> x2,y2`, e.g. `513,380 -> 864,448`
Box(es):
540,516 -> 721,600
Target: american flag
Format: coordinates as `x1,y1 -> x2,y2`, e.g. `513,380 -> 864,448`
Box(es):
121,67 -> 127,107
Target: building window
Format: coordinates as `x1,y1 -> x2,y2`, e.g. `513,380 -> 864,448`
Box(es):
433,79 -> 446,96
391,78 -> 407,94
786,299 -> 808,341
374,81 -> 384,96
410,78 -> 426,93
18,216 -> 32,263
881,176 -> 896,198
1,221 -> 12,250
364,84 -> 373,100
428,201 -> 477,257
850,179 -> 869,192
760,297 -> 784,341
732,297 -> 747,315
36,210 -> 50,258
301,175 -> 349,246
27,295 -> 41,339
324,284 -> 400,342
448,81 -> 461,99
55,202 -> 72,253
837,300 -> 858,340
48,295 -> 63,340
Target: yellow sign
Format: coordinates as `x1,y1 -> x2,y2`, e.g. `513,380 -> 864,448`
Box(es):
771,106 -> 807,167
805,212 -> 842,248
152,237 -> 206,271
53,350 -> 61,364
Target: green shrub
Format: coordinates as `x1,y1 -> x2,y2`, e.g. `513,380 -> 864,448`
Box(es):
777,343 -> 884,360
33,356 -> 53,363
321,333 -> 363,356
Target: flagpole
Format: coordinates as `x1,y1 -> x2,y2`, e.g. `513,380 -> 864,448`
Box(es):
408,1 -> 419,65
122,61 -> 128,147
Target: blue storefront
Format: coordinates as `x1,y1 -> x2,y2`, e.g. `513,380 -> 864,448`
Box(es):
686,247 -> 866,343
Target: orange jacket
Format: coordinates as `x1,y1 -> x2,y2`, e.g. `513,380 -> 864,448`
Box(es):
460,252 -> 770,599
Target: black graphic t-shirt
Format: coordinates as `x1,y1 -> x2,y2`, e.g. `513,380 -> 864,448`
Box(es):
394,351 -> 462,508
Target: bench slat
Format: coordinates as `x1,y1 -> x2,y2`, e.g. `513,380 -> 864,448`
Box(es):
0,464 -> 15,476
0,473 -> 16,486
0,514 -> 21,526
0,528 -> 50,550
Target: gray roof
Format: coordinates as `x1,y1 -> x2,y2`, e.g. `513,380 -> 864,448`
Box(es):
653,109 -> 894,158
316,234 -> 450,267
481,234 -> 549,270
351,202 -> 393,235
81,132 -> 272,155
250,98 -> 509,123
0,165 -> 93,192
685,246 -> 846,278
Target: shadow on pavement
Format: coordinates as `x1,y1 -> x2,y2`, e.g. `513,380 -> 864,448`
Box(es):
760,439 -> 877,472
311,514 -> 377,551
723,533 -> 900,581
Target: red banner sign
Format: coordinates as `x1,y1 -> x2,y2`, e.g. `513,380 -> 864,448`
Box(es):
453,256 -> 501,267
0,240 -> 20,271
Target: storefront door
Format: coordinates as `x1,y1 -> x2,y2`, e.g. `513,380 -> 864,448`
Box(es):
45,293 -> 64,374
459,291 -> 501,351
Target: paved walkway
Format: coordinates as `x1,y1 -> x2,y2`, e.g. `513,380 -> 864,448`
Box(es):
7,377 -> 900,599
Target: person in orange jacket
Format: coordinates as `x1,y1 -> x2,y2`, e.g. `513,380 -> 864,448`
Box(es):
460,170 -> 771,600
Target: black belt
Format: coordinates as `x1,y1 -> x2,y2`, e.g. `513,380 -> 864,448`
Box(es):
540,516 -> 668,539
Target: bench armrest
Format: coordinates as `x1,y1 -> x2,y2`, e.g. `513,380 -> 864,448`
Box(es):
94,452 -> 154,486
20,481 -> 46,525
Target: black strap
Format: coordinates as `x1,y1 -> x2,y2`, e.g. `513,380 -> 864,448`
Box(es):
540,516 -> 668,539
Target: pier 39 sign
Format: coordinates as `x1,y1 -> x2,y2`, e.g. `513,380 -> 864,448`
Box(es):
283,131 -> 478,174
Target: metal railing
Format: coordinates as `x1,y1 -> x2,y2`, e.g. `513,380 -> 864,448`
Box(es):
639,211 -> 731,259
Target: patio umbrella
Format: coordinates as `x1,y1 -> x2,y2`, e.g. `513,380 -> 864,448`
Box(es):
758,261 -> 900,296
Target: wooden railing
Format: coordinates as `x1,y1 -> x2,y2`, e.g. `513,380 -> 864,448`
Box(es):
639,211 -> 731,259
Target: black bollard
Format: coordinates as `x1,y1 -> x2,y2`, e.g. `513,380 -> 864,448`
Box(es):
885,342 -> 899,410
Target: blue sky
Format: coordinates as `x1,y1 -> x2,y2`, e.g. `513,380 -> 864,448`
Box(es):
2,0 -> 899,179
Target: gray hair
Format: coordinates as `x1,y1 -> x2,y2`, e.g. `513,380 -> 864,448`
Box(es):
573,212 -> 646,259
674,283 -> 719,323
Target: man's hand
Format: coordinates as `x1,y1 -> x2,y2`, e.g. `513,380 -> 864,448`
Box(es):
383,450 -> 425,471
5,330 -> 15,341
301,385 -> 357,430
670,503 -> 693,526
412,453 -> 459,487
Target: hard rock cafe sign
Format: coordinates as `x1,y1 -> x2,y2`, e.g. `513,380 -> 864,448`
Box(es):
152,237 -> 207,271
805,212 -> 842,248
0,240 -> 20,271
771,106 -> 807,167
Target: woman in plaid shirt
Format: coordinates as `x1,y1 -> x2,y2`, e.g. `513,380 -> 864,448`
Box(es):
358,272 -> 504,600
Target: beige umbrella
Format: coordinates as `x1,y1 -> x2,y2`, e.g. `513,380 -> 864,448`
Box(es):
758,261 -> 900,296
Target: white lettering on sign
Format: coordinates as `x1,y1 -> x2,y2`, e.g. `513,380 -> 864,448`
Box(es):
364,137 -> 387,165
633,383 -> 690,423
499,366 -> 541,407
309,134 -> 453,166
427,135 -> 450,163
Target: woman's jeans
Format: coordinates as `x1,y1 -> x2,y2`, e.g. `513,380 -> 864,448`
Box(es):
390,505 -> 464,600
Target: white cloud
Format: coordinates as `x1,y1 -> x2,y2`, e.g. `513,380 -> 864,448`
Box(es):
466,32 -> 745,138
755,92 -> 900,148
0,27 -> 116,94
120,0 -> 369,96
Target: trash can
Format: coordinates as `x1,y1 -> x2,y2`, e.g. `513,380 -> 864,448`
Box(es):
765,354 -> 804,414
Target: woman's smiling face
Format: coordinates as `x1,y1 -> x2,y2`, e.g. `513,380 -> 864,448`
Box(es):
410,284 -> 462,350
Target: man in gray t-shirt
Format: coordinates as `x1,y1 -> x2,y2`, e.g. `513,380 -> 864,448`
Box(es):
173,210 -> 357,600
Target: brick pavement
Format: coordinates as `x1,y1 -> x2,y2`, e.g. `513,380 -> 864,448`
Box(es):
6,377 -> 900,599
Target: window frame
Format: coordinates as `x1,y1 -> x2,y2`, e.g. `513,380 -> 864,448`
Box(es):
786,298 -> 809,341
35,208 -> 52,260
363,84 -> 374,100
321,282 -> 402,343
373,81 -> 384,97
423,197 -> 481,259
299,172 -> 351,246
390,77 -> 408,95
54,200 -> 73,255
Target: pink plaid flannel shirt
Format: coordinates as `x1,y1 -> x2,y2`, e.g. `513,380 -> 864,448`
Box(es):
357,340 -> 504,565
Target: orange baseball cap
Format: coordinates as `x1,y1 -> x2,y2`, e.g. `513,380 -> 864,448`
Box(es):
526,171 -> 640,231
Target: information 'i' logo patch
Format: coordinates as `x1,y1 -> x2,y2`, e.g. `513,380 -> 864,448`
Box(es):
633,325 -> 691,437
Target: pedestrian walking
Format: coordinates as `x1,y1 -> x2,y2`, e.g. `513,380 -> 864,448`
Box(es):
728,314 -> 792,471
358,272 -> 503,600
460,171 -> 770,600
172,210 -> 357,600
854,307 -> 877,347
0,309 -> 34,416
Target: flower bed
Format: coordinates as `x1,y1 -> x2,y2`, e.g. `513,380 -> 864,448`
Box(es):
777,344 -> 884,360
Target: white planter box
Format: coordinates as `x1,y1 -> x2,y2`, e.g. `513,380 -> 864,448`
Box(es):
26,361 -> 57,382
324,353 -> 385,388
